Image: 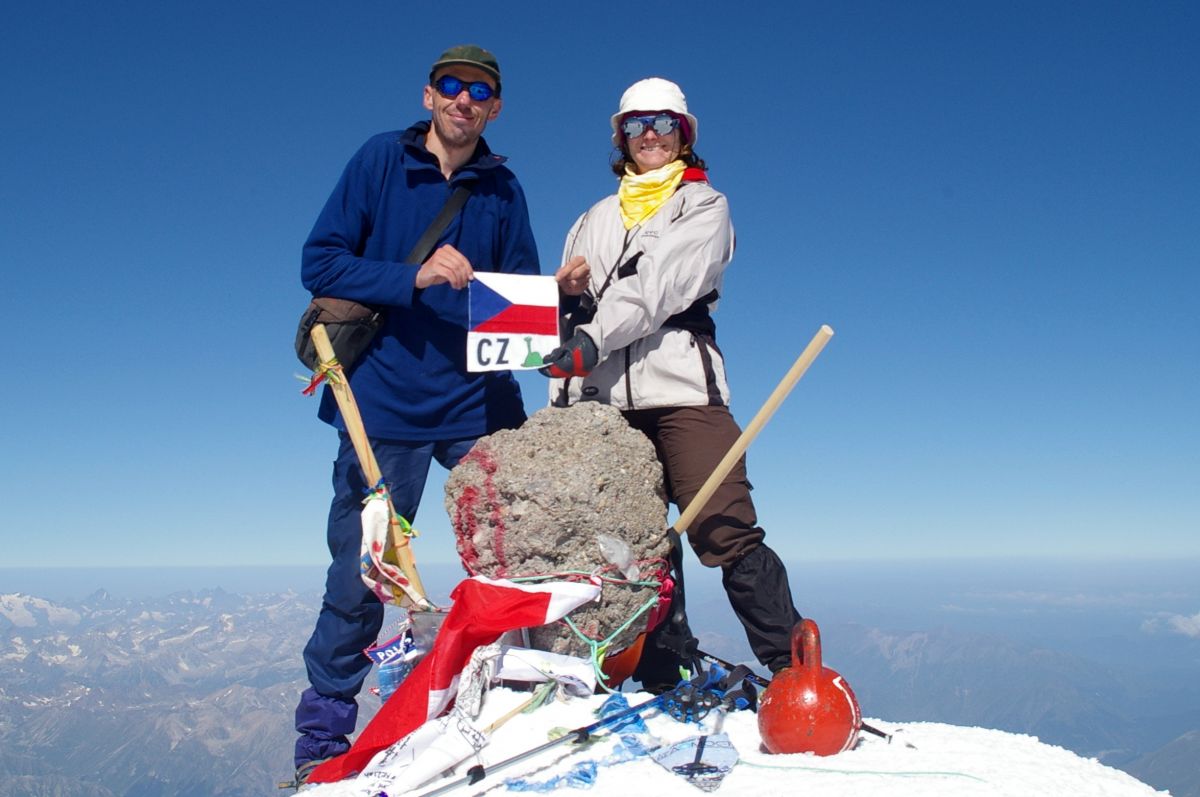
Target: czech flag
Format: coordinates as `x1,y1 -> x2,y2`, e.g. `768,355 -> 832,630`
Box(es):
467,274 -> 560,372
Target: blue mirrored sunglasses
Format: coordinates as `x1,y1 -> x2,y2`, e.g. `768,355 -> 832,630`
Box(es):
433,74 -> 496,102
620,113 -> 680,139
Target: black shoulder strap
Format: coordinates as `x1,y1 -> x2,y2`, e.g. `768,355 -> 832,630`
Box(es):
406,184 -> 472,264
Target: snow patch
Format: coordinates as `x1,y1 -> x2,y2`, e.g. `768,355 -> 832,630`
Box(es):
0,593 -> 81,628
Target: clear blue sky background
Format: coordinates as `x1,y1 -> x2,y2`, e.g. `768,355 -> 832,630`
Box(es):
2,1 -> 1196,571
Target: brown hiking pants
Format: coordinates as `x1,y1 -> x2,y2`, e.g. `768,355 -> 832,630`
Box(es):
623,404 -> 765,568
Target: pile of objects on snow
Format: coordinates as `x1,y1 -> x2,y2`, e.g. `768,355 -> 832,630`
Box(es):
293,403 -> 872,795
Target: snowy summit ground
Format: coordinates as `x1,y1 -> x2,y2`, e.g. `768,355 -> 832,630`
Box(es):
301,687 -> 1166,796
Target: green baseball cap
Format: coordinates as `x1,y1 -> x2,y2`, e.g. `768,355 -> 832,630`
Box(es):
430,45 -> 501,89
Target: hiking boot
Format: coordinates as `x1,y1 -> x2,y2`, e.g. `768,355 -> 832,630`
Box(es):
277,759 -> 326,792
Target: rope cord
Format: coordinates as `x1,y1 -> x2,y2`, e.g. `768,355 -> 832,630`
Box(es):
508,566 -> 667,693
300,357 -> 344,396
740,760 -> 987,782
563,592 -> 661,693
509,568 -> 663,590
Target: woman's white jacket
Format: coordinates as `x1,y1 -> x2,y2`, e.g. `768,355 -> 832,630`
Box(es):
550,180 -> 736,410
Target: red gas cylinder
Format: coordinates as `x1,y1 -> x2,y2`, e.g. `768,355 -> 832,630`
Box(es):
757,618 -> 862,755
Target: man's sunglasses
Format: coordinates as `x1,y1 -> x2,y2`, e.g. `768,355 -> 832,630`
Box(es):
433,74 -> 496,102
620,113 -> 680,139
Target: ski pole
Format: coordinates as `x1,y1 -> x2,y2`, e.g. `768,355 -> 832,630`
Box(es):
672,734 -> 718,776
415,692 -> 668,797
694,649 -> 913,748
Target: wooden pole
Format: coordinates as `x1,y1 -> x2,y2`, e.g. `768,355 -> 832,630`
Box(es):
674,324 -> 834,536
310,324 -> 430,607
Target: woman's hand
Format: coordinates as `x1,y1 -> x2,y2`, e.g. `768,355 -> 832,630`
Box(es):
538,331 -> 599,378
554,256 -> 591,296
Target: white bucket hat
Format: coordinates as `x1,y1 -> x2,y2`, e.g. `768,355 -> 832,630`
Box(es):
610,77 -> 699,147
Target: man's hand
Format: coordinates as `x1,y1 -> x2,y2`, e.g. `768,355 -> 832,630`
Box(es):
539,331 -> 599,378
554,256 -> 591,296
415,244 -> 474,290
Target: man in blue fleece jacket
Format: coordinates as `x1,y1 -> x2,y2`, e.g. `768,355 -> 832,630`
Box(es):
292,44 -> 540,784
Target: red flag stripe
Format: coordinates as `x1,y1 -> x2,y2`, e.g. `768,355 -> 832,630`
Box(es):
473,304 -> 558,335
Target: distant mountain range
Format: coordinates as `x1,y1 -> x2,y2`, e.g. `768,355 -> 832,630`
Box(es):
2,586 -> 1195,797
1,589 -> 314,796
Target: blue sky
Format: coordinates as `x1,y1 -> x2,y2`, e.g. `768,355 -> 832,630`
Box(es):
2,1 -> 1196,572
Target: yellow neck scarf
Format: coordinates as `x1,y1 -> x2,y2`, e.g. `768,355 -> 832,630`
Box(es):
618,160 -> 686,230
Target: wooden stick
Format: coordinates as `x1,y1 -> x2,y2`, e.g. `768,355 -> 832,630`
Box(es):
482,690 -> 545,735
674,324 -> 834,535
310,324 -> 430,607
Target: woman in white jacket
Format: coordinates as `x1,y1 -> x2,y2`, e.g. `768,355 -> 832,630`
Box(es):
542,77 -> 803,688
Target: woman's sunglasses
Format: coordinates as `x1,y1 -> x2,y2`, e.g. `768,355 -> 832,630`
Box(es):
433,75 -> 496,102
620,113 -> 680,139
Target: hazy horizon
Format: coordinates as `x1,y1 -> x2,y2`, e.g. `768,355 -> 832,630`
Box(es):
5,554 -> 1198,600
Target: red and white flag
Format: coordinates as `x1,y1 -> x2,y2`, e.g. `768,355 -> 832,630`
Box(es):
467,273 -> 559,372
307,575 -> 601,784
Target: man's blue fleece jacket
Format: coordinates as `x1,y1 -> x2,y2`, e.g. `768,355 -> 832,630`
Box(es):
301,121 -> 541,440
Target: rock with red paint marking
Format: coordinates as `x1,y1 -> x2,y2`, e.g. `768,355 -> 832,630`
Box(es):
444,401 -> 670,658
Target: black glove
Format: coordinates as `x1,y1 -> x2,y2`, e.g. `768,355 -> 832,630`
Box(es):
538,331 -> 599,378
